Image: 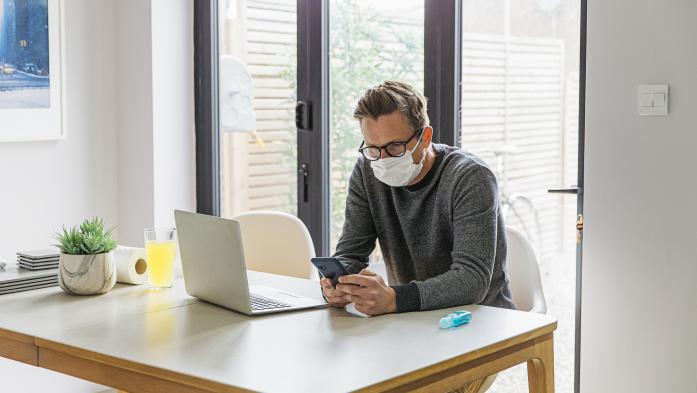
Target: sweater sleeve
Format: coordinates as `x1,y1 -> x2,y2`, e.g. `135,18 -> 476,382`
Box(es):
414,165 -> 500,310
332,161 -> 377,274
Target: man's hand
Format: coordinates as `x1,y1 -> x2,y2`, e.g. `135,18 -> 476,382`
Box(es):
337,269 -> 397,316
320,277 -> 350,308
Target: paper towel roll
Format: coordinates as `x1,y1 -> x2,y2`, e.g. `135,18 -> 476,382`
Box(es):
113,246 -> 148,285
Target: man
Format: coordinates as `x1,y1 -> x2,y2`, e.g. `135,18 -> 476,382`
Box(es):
321,80 -> 515,316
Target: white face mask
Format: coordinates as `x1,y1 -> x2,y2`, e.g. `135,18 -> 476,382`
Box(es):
370,132 -> 427,187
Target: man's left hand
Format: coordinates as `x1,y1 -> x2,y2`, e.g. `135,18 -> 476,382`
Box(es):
337,269 -> 397,316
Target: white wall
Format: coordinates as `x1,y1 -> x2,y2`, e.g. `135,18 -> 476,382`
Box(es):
0,0 -> 195,259
114,0 -> 155,247
0,0 -> 118,261
0,3 -> 194,387
151,0 -> 196,231
582,1 -> 697,392
115,0 -> 195,246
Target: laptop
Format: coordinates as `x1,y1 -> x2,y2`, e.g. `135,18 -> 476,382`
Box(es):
174,210 -> 325,315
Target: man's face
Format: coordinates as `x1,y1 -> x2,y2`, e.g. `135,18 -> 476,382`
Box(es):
360,111 -> 432,163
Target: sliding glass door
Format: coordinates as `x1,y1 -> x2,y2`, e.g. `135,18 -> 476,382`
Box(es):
194,1 -> 585,391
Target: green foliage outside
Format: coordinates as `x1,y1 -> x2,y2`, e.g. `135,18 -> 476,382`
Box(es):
54,217 -> 117,255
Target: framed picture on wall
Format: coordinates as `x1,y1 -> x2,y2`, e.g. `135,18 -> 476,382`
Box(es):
0,0 -> 65,142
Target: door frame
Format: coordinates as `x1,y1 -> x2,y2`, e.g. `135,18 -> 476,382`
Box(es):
575,1 -> 587,392
296,0 -> 331,257
424,0 -> 462,146
193,0 -> 220,217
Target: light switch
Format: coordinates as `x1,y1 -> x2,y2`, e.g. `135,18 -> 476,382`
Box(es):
638,84 -> 669,116
653,93 -> 666,107
639,93 -> 653,107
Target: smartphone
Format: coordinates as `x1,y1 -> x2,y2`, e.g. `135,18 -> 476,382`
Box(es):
311,257 -> 350,288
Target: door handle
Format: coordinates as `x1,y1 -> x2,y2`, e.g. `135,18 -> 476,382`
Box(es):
295,101 -> 312,130
299,163 -> 309,203
548,186 -> 583,195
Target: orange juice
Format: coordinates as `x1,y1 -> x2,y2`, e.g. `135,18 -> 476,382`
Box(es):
145,241 -> 176,288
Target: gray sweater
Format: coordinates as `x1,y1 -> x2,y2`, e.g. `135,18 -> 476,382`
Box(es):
333,143 -> 515,312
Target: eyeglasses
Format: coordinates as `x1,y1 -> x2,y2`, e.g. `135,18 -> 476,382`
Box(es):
357,129 -> 423,161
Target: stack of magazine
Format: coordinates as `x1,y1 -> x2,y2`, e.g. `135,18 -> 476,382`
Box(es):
16,249 -> 60,270
0,266 -> 58,295
0,249 -> 60,295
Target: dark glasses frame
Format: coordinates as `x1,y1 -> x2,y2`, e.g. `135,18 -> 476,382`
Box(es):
357,128 -> 424,161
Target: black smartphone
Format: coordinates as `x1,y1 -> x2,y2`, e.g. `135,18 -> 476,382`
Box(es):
311,257 -> 350,288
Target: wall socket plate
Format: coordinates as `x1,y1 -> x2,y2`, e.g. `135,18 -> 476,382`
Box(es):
638,84 -> 669,116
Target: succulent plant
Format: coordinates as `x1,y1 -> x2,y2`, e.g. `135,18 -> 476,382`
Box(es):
54,217 -> 117,255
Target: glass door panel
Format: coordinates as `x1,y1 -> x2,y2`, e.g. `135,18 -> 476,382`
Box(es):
329,0 -> 424,270
218,0 -> 298,219
460,1 -> 581,392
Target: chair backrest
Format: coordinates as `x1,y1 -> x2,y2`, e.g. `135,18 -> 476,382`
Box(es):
505,226 -> 547,314
232,210 -> 317,280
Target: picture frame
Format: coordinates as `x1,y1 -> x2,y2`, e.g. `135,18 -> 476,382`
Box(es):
0,0 -> 66,142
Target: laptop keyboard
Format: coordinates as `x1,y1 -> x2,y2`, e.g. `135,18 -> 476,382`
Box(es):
250,293 -> 292,311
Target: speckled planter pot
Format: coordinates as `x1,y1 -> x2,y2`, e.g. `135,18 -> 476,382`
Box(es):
58,252 -> 116,295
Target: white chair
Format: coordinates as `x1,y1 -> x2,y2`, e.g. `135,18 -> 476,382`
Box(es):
505,226 -> 547,314
470,226 -> 548,393
231,210 -> 317,280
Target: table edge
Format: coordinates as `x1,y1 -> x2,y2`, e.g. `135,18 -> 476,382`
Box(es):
30,318 -> 555,393
33,336 -> 254,393
1,304 -> 558,393
356,319 -> 558,392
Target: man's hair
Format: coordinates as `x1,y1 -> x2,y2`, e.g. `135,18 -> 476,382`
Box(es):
353,81 -> 430,131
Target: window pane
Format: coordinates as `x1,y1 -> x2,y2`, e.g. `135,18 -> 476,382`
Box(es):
460,1 -> 580,392
219,0 -> 297,219
329,0 -> 424,265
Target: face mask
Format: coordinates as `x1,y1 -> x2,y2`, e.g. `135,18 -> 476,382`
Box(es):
370,133 -> 427,187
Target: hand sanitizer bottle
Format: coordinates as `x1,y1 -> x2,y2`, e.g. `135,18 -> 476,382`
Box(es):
439,310 -> 472,329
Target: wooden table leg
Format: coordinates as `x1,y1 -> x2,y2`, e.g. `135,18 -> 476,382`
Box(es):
527,333 -> 554,393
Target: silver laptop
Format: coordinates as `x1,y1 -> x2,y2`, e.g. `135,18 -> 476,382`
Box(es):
174,210 -> 325,315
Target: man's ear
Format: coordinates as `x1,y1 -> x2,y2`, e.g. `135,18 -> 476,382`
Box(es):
423,126 -> 434,147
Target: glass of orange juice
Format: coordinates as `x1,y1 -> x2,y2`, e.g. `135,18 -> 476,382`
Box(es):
144,228 -> 177,290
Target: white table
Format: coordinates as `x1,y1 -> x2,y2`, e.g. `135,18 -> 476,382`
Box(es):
0,271 -> 557,392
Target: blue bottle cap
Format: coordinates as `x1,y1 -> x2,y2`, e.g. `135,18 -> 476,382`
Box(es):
439,316 -> 452,329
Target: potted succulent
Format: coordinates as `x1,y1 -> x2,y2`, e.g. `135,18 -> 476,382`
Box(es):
54,218 -> 117,295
